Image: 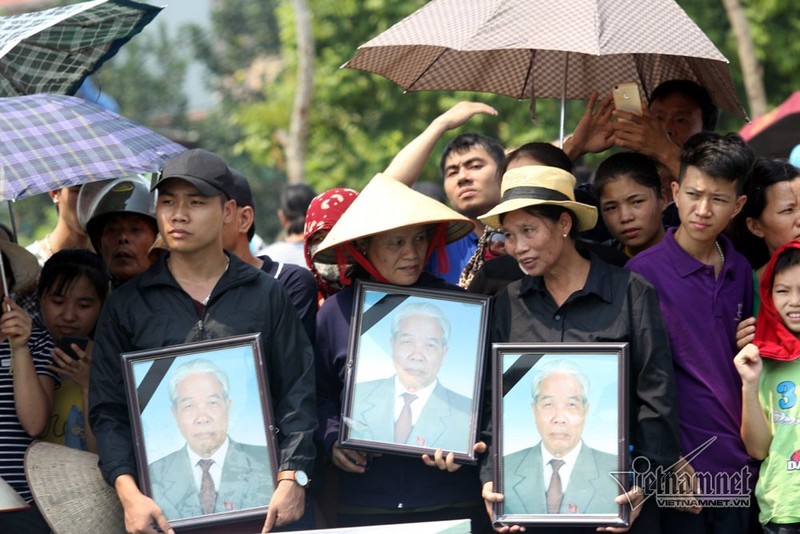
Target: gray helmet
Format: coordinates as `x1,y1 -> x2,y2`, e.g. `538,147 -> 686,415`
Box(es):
78,174 -> 157,251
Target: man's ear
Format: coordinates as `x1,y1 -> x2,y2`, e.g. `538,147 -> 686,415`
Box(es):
222,199 -> 236,224
239,206 -> 255,235
731,194 -> 747,220
670,181 -> 681,205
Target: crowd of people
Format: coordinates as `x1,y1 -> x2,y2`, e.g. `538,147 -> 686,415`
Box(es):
0,78 -> 798,534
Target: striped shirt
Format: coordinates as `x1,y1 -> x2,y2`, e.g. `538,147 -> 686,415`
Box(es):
0,329 -> 56,503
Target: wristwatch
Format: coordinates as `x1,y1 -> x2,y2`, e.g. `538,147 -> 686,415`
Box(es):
277,469 -> 310,488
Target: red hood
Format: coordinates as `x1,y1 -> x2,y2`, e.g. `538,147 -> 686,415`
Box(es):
755,240 -> 800,361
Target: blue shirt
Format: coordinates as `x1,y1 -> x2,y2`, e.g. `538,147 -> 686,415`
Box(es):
626,228 -> 757,493
425,232 -> 479,284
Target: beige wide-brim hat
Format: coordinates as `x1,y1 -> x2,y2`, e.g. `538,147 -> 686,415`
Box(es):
25,442 -> 125,534
478,165 -> 598,232
0,229 -> 40,293
313,173 -> 474,264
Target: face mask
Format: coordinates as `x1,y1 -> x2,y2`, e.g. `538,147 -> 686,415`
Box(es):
309,242 -> 353,284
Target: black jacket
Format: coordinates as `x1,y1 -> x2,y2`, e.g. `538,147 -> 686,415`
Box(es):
89,253 -> 316,486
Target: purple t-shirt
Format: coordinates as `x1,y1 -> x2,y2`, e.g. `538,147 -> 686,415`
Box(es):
626,228 -> 756,494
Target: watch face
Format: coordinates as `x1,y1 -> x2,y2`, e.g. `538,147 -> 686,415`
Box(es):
295,470 -> 309,486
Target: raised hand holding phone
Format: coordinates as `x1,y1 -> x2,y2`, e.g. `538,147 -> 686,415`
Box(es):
612,82 -> 643,118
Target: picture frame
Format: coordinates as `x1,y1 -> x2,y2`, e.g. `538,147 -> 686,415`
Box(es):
340,280 -> 491,464
492,342 -> 630,528
121,333 -> 278,530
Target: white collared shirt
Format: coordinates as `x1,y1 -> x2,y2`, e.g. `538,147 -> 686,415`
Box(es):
540,440 -> 583,492
393,376 -> 437,425
186,437 -> 230,491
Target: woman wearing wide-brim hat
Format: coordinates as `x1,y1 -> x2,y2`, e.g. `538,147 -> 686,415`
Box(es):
0,231 -> 57,533
312,174 -> 491,531
477,165 -> 680,532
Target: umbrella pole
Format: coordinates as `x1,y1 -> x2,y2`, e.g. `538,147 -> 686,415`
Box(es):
6,201 -> 19,242
559,53 -> 569,148
0,250 -> 12,375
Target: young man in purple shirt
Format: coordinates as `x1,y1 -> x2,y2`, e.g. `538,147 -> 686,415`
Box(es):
626,132 -> 757,532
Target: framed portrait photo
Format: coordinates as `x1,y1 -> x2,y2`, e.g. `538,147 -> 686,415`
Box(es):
492,343 -> 630,528
121,333 -> 279,530
340,281 -> 491,464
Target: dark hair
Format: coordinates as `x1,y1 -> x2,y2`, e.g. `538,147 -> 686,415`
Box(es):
439,133 -> 505,177
280,184 -> 317,236
729,158 -> 800,268
593,152 -> 662,198
650,80 -> 718,131
679,132 -> 754,194
0,223 -> 17,243
499,205 -> 579,240
37,249 -> 109,306
772,246 -> 800,282
499,142 -> 572,178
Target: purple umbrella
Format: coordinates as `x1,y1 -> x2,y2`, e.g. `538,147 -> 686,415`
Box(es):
0,93 -> 185,201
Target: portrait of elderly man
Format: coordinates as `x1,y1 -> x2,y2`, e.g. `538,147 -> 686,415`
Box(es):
503,360 -> 618,516
349,301 -> 472,452
148,358 -> 272,520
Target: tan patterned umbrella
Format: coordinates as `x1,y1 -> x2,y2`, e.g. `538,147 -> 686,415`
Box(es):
344,0 -> 747,136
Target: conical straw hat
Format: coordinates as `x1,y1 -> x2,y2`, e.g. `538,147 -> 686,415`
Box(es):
313,174 -> 474,264
0,475 -> 26,511
25,442 -> 125,534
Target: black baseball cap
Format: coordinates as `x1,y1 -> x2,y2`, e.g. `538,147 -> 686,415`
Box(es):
230,168 -> 254,208
230,168 -> 257,240
153,149 -> 235,199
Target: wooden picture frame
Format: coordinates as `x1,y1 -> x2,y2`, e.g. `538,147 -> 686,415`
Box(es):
340,281 -> 491,464
122,333 -> 278,529
492,342 -> 630,528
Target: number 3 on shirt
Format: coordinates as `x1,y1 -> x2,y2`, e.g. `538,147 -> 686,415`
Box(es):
777,381 -> 797,410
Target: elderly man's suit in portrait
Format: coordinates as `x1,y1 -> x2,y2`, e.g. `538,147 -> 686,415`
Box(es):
349,376 -> 471,451
503,442 -> 618,515
149,439 -> 271,519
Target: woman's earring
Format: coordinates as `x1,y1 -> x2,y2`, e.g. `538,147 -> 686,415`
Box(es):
562,233 -> 567,239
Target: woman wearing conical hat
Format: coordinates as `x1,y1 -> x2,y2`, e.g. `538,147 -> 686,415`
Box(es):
477,165 -> 680,531
312,174 -> 490,531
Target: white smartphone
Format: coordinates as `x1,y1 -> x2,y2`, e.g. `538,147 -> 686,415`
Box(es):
612,82 -> 643,117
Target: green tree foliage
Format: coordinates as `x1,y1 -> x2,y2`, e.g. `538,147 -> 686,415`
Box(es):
226,0 -> 570,193
679,0 -> 800,129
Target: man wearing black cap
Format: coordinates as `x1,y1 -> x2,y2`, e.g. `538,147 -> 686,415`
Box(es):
222,169 -> 317,341
89,149 -> 317,533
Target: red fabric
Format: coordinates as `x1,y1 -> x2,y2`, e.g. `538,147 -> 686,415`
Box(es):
424,223 -> 450,274
754,240 -> 800,361
303,188 -> 359,298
